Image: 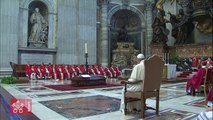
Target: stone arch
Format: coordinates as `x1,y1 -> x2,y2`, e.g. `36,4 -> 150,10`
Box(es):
21,0 -> 54,13
108,5 -> 146,29
107,5 -> 147,66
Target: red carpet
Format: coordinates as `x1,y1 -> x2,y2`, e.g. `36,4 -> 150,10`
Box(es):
177,71 -> 194,78
44,84 -> 123,91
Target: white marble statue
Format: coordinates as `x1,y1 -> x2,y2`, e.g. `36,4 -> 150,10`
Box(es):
29,8 -> 48,46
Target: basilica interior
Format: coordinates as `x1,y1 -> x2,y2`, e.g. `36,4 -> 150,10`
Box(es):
0,0 -> 212,120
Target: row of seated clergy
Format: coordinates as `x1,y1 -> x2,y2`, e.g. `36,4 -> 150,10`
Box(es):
186,64 -> 213,96
25,64 -> 121,80
192,57 -> 213,70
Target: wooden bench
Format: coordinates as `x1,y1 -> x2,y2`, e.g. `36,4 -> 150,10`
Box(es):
10,62 -> 29,82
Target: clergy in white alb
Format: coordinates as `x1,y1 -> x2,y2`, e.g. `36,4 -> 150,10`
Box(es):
120,53 -> 145,113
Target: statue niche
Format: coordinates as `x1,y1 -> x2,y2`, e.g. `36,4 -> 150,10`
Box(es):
111,25 -> 139,68
28,7 -> 48,48
110,9 -> 141,68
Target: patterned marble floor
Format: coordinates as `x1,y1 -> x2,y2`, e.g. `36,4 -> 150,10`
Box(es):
0,79 -> 209,120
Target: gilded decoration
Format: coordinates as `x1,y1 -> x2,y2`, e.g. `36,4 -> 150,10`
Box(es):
194,17 -> 213,34
111,42 -> 139,68
150,43 -> 212,59
191,0 -> 213,34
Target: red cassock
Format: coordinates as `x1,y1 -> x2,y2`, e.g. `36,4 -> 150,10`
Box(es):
78,65 -> 86,74
40,64 -> 46,77
206,88 -> 213,101
186,68 -> 206,93
29,65 -> 36,79
68,65 -> 77,78
34,66 -> 43,79
47,65 -> 53,78
192,56 -> 199,67
109,67 -> 117,77
98,66 -> 106,76
25,64 -> 32,78
202,60 -> 207,66
44,65 -> 50,79
115,67 -> 121,77
110,67 -> 121,77
62,65 -> 70,80
93,66 -> 101,75
88,67 -> 95,75
56,66 -> 64,80
73,65 -> 80,75
210,61 -> 213,65
51,65 -> 58,79
104,67 -> 113,77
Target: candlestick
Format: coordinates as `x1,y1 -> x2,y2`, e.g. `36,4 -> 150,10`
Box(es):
85,43 -> 88,53
85,53 -> 88,74
167,53 -> 169,64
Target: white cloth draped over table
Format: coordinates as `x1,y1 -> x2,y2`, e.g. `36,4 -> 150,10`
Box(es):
120,60 -> 145,113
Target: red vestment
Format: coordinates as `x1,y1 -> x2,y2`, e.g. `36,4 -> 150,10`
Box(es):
104,67 -> 113,77
206,88 -> 213,101
56,66 -> 64,80
186,68 -> 206,93
67,65 -> 76,78
25,64 -> 32,78
192,56 -> 199,67
62,65 -> 70,79
98,66 -> 106,76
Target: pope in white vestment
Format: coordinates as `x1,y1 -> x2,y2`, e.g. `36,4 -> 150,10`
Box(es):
120,53 -> 145,113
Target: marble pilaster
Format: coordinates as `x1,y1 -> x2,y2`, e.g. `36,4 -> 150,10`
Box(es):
100,0 -> 109,67
57,0 -> 97,65
145,1 -> 154,57
0,0 -> 19,76
19,0 -> 56,49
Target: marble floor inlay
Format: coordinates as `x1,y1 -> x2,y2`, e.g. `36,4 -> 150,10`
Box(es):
15,86 -> 52,93
39,95 -> 120,119
0,79 -> 209,120
161,83 -> 186,90
28,91 -> 88,98
184,98 -> 207,108
151,89 -> 186,101
145,108 -> 198,120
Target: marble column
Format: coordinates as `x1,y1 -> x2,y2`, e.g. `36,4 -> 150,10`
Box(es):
100,0 -> 109,67
145,1 -> 153,57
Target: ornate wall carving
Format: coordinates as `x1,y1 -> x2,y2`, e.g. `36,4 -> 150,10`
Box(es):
151,43 -> 212,59
176,43 -> 212,58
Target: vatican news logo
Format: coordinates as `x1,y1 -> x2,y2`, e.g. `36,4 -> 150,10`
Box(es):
10,98 -> 32,114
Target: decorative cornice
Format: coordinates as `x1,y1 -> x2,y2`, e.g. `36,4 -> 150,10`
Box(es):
122,0 -> 129,6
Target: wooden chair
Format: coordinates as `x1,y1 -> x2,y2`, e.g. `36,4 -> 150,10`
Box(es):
200,68 -> 213,97
124,55 -> 164,118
